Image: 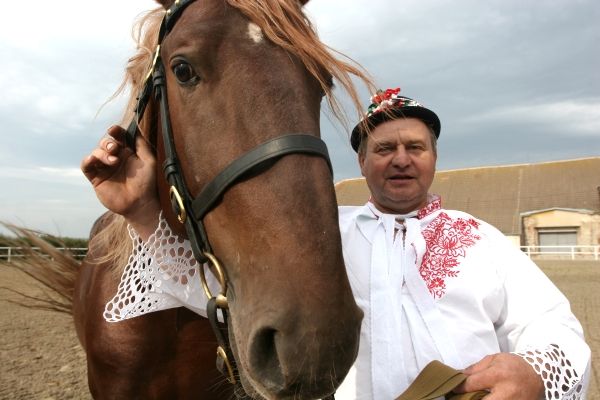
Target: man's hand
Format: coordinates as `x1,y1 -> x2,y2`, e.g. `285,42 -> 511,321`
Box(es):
81,125 -> 160,239
454,353 -> 544,400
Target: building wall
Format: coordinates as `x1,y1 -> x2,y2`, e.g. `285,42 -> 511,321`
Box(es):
583,215 -> 600,246
522,209 -> 600,247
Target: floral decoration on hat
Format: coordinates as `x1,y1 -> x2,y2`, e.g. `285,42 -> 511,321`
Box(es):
365,87 -> 423,118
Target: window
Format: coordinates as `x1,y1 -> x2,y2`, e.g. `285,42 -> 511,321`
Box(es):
537,228 -> 577,253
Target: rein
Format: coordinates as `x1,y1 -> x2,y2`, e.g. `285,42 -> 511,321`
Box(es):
124,0 -> 334,397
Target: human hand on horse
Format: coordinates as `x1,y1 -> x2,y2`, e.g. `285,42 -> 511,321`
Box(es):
81,125 -> 160,240
453,353 -> 544,399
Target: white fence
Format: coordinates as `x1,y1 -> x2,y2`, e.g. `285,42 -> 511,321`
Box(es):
520,245 -> 600,260
0,246 -> 88,263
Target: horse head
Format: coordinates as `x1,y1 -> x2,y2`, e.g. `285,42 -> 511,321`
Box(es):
136,0 -> 369,398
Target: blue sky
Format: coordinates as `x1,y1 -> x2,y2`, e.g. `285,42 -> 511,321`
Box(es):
1,0 -> 599,237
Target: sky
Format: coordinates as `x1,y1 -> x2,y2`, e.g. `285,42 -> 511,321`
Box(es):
1,0 -> 598,238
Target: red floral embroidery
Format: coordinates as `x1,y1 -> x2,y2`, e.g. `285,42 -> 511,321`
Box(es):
420,212 -> 480,299
417,197 -> 442,219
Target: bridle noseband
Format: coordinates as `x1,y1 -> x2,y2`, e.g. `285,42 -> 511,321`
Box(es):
124,0 -> 335,397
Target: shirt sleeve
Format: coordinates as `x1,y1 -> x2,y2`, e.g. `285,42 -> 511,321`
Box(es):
103,212 -> 219,322
487,224 -> 591,399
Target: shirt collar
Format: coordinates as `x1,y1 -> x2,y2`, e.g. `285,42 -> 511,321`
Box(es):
363,193 -> 442,221
355,194 -> 442,243
365,201 -> 418,221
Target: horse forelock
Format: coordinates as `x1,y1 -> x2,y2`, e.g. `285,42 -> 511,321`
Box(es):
227,0 -> 374,128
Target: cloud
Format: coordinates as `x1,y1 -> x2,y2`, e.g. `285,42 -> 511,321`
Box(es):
462,98 -> 600,135
0,170 -> 106,238
0,166 -> 87,186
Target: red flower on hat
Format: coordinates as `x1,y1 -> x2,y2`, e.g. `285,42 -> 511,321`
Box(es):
364,86 -> 426,124
383,87 -> 400,99
371,87 -> 401,105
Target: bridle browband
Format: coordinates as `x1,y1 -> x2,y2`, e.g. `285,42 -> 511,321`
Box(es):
124,0 -> 335,398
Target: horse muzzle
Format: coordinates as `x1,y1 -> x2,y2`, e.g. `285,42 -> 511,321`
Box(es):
241,303 -> 363,399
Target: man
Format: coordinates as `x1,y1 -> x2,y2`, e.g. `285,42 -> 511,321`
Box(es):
334,88 -> 590,399
82,88 -> 590,399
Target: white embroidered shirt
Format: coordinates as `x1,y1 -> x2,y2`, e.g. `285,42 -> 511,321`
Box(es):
334,197 -> 590,400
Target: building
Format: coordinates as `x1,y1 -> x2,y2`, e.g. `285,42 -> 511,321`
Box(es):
334,157 -> 600,257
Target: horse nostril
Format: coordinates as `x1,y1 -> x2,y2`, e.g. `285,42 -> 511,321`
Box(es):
248,327 -> 285,391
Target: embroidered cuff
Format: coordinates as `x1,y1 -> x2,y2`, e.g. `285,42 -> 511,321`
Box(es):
514,344 -> 585,400
103,212 -> 200,322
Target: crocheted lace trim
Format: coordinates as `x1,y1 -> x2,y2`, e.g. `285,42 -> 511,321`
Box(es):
104,213 -> 214,322
515,344 -> 585,400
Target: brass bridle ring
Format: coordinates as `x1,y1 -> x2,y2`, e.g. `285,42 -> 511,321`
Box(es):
217,346 -> 237,384
199,251 -> 228,308
169,186 -> 187,223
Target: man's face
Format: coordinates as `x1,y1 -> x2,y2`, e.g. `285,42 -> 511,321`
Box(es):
359,117 -> 437,214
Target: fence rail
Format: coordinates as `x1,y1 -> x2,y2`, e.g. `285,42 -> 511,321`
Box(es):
0,246 -> 88,263
520,245 -> 600,260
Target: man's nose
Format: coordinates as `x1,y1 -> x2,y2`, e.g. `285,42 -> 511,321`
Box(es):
391,146 -> 410,167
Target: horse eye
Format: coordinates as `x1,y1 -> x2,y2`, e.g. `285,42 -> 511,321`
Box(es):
172,62 -> 198,84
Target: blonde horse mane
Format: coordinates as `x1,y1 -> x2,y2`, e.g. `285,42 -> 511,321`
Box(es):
228,0 -> 374,123
91,0 -> 374,273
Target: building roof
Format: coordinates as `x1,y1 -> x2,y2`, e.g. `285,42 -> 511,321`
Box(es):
520,207 -> 596,217
335,157 -> 600,235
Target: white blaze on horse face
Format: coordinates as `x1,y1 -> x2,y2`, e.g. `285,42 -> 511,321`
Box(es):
247,22 -> 264,43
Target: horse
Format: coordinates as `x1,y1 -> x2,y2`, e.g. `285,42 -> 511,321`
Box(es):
8,0 -> 376,398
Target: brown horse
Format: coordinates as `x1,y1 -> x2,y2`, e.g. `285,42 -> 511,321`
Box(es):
10,0 -> 376,399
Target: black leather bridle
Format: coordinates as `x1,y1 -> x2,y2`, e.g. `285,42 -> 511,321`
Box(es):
124,0 -> 335,397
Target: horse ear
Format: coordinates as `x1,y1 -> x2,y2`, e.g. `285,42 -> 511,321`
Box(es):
299,0 -> 310,5
155,0 -> 174,9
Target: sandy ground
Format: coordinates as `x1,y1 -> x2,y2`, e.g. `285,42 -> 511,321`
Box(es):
0,260 -> 598,399
0,265 -> 88,399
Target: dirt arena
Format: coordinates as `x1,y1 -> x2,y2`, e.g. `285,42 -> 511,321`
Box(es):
1,260 -> 598,399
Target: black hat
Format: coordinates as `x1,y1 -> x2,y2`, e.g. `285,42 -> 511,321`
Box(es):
350,88 -> 441,152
